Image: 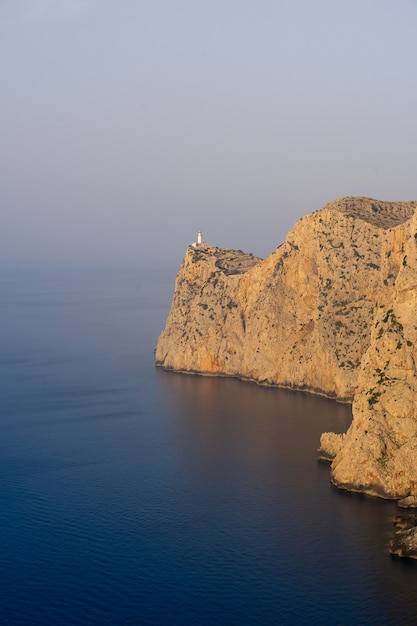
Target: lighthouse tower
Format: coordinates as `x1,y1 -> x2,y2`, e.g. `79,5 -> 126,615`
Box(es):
192,230 -> 205,248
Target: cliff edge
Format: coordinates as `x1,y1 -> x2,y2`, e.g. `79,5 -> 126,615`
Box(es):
156,197 -> 417,499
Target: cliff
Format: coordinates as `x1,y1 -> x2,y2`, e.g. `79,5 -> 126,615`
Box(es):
155,197 -> 417,499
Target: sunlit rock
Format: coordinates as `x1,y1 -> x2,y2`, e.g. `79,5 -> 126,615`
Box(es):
156,197 -> 417,499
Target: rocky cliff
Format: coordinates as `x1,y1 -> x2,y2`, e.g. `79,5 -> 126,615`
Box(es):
156,197 -> 417,499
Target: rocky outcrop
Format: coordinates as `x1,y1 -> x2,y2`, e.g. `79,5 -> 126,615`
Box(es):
319,203 -> 417,499
398,496 -> 417,508
156,196 -> 417,499
390,515 -> 417,559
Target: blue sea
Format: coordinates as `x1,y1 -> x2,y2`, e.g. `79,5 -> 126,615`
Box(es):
1,268 -> 417,625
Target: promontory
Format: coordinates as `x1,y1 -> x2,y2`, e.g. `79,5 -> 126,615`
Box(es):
155,197 -> 417,501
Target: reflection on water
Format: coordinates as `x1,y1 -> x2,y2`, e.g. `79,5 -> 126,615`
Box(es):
157,369 -> 417,624
2,269 -> 417,624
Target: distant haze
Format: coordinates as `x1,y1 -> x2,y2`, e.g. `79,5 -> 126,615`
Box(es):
2,0 -> 417,270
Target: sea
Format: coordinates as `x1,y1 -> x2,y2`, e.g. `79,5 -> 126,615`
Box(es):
1,267 -> 417,625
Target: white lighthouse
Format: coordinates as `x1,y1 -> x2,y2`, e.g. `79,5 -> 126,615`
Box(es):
192,230 -> 205,247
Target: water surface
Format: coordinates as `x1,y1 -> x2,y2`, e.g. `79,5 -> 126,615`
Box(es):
1,269 -> 416,625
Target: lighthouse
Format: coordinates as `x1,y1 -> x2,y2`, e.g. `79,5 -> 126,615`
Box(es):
192,230 -> 205,247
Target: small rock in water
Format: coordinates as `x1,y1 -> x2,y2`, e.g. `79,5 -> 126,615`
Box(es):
390,514 -> 417,559
390,527 -> 417,559
397,495 -> 417,509
392,514 -> 417,530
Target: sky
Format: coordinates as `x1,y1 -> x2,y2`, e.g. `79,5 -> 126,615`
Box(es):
2,0 -> 417,270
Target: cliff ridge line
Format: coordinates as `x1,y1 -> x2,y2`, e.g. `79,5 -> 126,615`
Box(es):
156,196 -> 417,499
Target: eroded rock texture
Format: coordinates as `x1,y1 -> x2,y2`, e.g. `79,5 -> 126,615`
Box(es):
390,515 -> 417,559
320,201 -> 417,498
156,196 -> 417,498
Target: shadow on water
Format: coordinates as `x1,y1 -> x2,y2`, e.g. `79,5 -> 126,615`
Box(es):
2,270 -> 417,624
156,368 -> 417,624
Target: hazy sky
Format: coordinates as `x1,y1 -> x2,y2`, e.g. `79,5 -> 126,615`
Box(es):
2,0 -> 417,269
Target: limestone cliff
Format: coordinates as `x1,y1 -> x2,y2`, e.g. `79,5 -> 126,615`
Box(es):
320,203 -> 417,499
156,196 -> 417,499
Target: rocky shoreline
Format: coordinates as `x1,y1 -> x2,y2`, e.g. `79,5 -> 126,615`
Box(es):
156,197 -> 417,554
390,513 -> 417,559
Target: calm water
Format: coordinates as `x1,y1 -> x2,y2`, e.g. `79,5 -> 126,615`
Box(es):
1,268 -> 417,625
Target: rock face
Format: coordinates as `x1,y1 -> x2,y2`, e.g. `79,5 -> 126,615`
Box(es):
398,496 -> 417,508
390,515 -> 417,559
320,201 -> 417,499
156,196 -> 417,499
